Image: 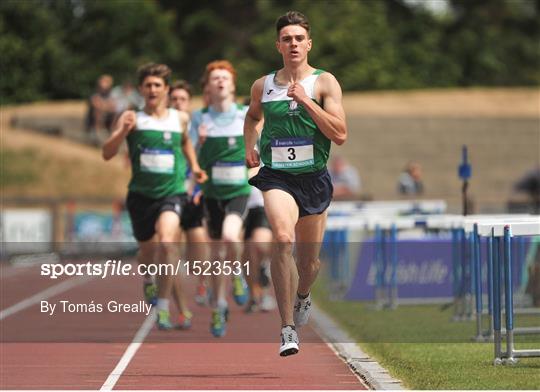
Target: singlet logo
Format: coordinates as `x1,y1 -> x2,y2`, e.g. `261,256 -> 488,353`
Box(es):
288,100 -> 300,116
164,132 -> 171,141
266,89 -> 274,95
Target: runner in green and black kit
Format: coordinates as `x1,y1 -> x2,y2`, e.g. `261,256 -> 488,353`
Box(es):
167,79 -> 206,328
194,60 -> 250,338
244,12 -> 348,356
102,63 -> 207,331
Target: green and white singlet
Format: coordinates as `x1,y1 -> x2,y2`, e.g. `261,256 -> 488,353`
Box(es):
126,108 -> 187,199
192,104 -> 251,200
260,69 -> 331,174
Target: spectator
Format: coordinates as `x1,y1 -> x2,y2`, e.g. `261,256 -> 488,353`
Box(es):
398,161 -> 424,195
513,166 -> 540,214
110,79 -> 143,114
329,155 -> 361,199
85,74 -> 116,144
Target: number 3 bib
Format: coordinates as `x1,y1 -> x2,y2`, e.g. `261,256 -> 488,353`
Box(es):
271,138 -> 314,169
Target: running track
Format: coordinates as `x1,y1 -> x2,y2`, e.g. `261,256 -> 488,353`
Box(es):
0,262 -> 367,389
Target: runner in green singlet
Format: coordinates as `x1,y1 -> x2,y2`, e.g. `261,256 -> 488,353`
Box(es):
244,11 -> 348,356
193,60 -> 251,337
102,63 -> 207,330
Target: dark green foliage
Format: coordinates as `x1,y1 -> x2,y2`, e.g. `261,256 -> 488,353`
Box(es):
1,0 -> 181,103
1,0 -> 538,103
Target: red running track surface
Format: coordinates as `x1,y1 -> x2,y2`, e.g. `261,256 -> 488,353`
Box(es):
0,262 -> 367,390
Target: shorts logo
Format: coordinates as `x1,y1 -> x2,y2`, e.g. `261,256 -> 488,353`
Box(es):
174,203 -> 181,214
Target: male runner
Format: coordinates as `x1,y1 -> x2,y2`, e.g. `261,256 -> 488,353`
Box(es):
103,63 -> 207,330
244,11 -> 348,356
193,60 -> 250,337
170,80 -> 210,312
243,169 -> 275,314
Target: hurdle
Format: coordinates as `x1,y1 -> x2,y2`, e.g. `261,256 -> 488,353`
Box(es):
325,200 -> 447,305
463,215 -> 536,341
365,217 -> 416,309
477,219 -> 540,365
427,214 -> 534,325
426,214 -> 471,321
324,211 -> 366,298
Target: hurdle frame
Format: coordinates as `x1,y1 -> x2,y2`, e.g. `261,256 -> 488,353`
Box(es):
477,220 -> 540,365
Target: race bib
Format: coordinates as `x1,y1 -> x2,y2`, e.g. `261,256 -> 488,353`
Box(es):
140,148 -> 174,174
271,138 -> 314,168
212,161 -> 247,185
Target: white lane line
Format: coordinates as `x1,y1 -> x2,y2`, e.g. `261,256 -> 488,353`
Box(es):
0,276 -> 94,320
100,309 -> 156,391
311,303 -> 404,390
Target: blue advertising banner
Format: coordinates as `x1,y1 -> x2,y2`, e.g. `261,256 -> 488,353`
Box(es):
345,239 -> 454,300
71,212 -> 134,242
344,237 -> 528,301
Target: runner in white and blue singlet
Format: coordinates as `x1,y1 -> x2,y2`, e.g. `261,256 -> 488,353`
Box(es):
195,60 -> 250,338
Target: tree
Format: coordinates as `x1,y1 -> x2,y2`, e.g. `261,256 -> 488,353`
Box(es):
1,0 -> 182,103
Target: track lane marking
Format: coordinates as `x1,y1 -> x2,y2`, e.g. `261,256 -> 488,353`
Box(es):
0,276 -> 94,320
100,309 -> 155,391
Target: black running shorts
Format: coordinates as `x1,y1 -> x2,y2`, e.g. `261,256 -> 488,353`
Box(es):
180,198 -> 205,231
203,195 -> 249,240
248,166 -> 333,217
244,206 -> 271,240
126,191 -> 186,242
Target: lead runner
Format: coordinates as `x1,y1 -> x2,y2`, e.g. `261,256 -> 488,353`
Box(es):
244,11 -> 348,356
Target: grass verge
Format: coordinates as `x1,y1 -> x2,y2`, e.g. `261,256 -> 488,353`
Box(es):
312,277 -> 540,389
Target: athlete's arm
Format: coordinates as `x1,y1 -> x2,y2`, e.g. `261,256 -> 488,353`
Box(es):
287,72 -> 347,145
180,111 -> 207,184
244,77 -> 265,168
102,110 -> 136,160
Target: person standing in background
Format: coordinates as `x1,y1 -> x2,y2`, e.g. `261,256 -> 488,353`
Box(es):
397,161 -> 424,195
328,155 -> 361,199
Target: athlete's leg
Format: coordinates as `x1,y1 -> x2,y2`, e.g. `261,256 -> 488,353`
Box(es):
154,210 -> 183,326
204,199 -> 226,309
186,227 -> 209,305
243,243 -> 261,310
263,189 -> 299,327
138,237 -> 158,277
186,227 -> 209,261
221,213 -> 243,246
222,213 -> 248,306
295,211 -> 328,296
137,236 -> 158,305
290,211 -> 327,328
244,225 -> 273,310
209,239 -> 226,308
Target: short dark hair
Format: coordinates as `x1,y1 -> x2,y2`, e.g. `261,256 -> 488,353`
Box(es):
170,80 -> 193,98
137,63 -> 171,86
275,11 -> 310,36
